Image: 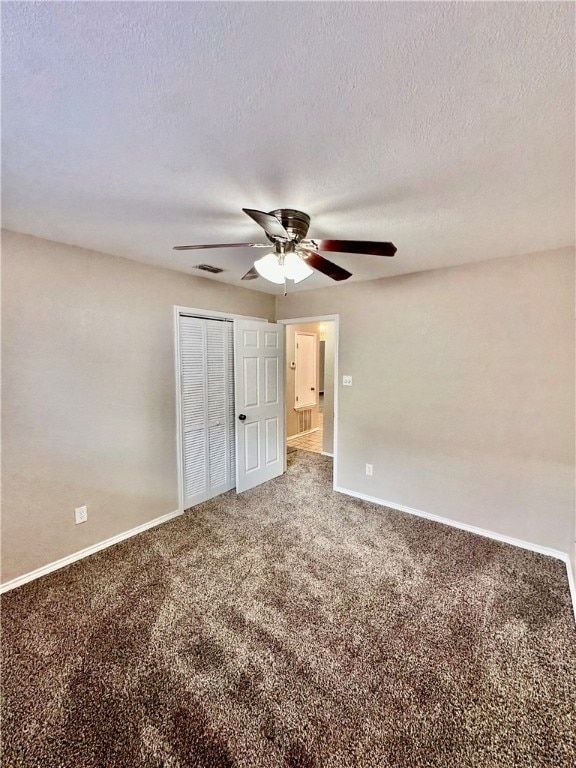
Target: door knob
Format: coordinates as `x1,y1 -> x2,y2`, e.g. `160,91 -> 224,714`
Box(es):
238,414 -> 246,421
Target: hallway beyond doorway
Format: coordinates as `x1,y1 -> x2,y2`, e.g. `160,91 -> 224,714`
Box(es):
279,314 -> 338,472
287,409 -> 323,454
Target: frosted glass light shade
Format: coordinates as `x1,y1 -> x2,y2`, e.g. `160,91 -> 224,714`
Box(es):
283,252 -> 314,283
254,252 -> 285,284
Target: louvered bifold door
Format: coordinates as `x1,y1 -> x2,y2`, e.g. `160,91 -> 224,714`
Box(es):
205,319 -> 235,499
180,316 -> 235,510
226,322 -> 236,484
180,317 -> 208,508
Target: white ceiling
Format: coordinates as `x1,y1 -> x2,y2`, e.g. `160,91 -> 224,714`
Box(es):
2,2 -> 574,294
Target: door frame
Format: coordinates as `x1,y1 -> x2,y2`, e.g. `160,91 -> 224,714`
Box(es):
173,306 -> 267,513
278,315 -> 340,490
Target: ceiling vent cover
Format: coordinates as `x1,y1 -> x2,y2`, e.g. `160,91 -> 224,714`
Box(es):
195,264 -> 224,274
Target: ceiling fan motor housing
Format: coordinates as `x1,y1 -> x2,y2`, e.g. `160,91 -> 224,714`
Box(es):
268,209 -> 311,243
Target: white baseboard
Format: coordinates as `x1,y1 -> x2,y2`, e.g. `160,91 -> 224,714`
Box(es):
321,451 -> 334,457
0,508 -> 182,594
334,486 -> 576,622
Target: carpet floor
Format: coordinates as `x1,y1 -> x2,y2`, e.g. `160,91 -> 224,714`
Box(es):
1,452 -> 575,767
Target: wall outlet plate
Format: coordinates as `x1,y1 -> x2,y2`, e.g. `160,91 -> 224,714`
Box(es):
366,464 -> 373,476
342,375 -> 352,386
75,506 -> 88,524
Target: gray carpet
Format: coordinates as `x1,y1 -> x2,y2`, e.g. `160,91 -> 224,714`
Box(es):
2,451 -> 575,767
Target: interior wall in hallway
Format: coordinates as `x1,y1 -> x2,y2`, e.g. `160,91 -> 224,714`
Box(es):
284,322 -> 322,438
283,321 -> 335,454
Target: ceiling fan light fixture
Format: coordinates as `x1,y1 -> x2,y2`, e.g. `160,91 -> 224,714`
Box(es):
174,207 -> 397,284
253,252 -> 285,284
254,250 -> 314,285
283,251 -> 314,283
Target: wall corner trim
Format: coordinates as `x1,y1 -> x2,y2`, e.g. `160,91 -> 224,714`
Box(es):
0,508 -> 183,594
333,486 -> 576,623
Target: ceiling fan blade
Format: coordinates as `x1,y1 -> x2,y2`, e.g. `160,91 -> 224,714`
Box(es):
300,249 -> 352,281
241,266 -> 260,281
242,208 -> 290,239
312,239 -> 397,257
173,242 -> 269,251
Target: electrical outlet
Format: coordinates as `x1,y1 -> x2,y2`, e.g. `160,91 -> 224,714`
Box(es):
366,464 -> 373,476
342,375 -> 352,386
75,505 -> 88,524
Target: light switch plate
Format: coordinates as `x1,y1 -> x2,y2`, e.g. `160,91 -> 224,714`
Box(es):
342,375 -> 352,386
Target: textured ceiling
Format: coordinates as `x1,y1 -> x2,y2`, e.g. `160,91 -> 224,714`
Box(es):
2,2 -> 574,294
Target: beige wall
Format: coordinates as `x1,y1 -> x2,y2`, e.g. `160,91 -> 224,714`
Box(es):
1,230 -> 275,582
276,248 -> 575,553
2,234 -> 574,585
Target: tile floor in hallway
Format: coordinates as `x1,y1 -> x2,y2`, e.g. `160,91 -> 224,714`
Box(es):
287,413 -> 324,454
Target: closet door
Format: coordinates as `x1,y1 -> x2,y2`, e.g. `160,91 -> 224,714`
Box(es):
205,319 -> 235,500
180,317 -> 207,508
234,319 -> 285,493
179,316 -> 235,509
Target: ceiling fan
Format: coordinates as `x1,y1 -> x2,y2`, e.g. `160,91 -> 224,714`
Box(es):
174,208 -> 397,286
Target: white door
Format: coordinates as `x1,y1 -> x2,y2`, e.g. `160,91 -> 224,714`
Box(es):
179,316 -> 235,508
234,319 -> 285,493
295,332 -> 318,408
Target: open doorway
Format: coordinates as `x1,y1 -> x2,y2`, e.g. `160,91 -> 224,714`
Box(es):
280,316 -> 338,470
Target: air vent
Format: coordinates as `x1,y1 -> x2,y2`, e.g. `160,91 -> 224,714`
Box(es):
195,264 -> 224,274
297,409 -> 313,434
